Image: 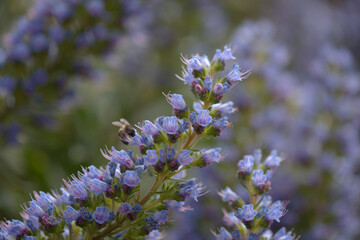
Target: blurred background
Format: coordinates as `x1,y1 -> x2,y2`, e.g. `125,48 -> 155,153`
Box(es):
0,0 -> 359,239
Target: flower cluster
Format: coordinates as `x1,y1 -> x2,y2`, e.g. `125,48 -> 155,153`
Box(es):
0,0 -> 146,144
228,19 -> 360,239
0,46 -> 248,239
214,150 -> 298,240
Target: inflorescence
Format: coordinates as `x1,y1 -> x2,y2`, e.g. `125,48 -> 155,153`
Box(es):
0,46 -> 255,239
0,0 -> 144,144
214,150 -> 298,240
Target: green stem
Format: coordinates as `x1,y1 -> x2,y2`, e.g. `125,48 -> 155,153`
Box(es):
111,199 -> 115,212
69,227 -> 73,240
139,171 -> 168,205
92,219 -> 124,240
136,182 -> 141,202
143,197 -> 164,210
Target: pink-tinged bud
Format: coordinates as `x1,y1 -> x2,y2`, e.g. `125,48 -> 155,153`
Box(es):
195,84 -> 202,94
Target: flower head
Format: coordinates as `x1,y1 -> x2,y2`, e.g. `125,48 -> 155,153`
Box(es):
123,170 -> 140,187
265,201 -> 287,222
214,117 -> 229,130
144,150 -> 159,166
212,102 -> 236,115
25,201 -> 45,218
238,155 -> 254,174
226,65 -> 250,82
165,93 -> 187,111
196,110 -> 212,127
82,177 -> 109,195
141,120 -> 160,136
252,169 -> 268,187
187,57 -> 203,71
0,220 -> 28,237
204,76 -> 212,90
93,206 -> 109,225
265,150 -> 282,168
213,227 -> 233,240
178,179 -> 206,202
202,148 -> 223,164
218,187 -> 239,203
176,150 -> 193,165
62,206 -> 80,224
119,203 -> 132,214
220,45 -> 235,62
162,116 -> 179,134
65,181 -> 89,201
236,204 -> 257,221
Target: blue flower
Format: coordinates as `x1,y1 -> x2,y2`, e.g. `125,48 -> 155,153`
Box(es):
196,110 -> 212,127
159,149 -> 166,163
189,111 -> 197,125
93,206 -> 109,224
214,117 -> 229,130
133,203 -> 143,213
265,201 -> 286,222
162,116 -> 178,134
25,201 -> 45,218
9,42 -> 30,62
202,148 -> 223,163
213,83 -> 224,95
152,210 -> 168,225
178,179 -> 206,202
147,230 -> 163,240
141,120 -> 160,136
79,208 -> 93,221
226,65 -> 251,82
265,150 -> 281,168
119,203 -> 132,214
49,26 -> 66,43
29,34 -> 48,52
65,181 -> 89,201
83,165 -> 102,179
62,206 -> 80,224
204,76 -> 212,90
176,150 -> 193,165
253,149 -> 262,163
212,49 -> 222,62
52,2 -> 73,22
86,0 -> 105,17
144,150 -> 159,166
212,102 -> 236,115
220,45 -> 235,62
123,170 -> 140,187
213,227 -> 233,240
222,210 -> 240,227
178,120 -> 189,134
101,147 -> 134,169
199,55 -> 210,67
166,200 -> 192,212
82,177 -> 109,195
236,204 -> 257,221
237,155 -> 254,174
165,93 -> 187,111
252,169 -> 268,187
218,187 -> 239,203
33,191 -> 55,213
1,220 -> 27,237
180,70 -> 199,85
0,75 -> 16,94
273,227 -> 296,240
166,148 -> 176,161
188,57 -> 203,71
